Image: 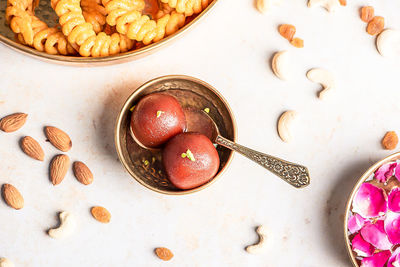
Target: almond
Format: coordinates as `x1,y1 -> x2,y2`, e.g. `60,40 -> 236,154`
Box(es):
91,206 -> 111,223
45,126 -> 72,152
155,247 -> 174,261
382,131 -> 398,150
50,154 -> 70,185
2,184 -> 24,210
73,161 -> 93,185
0,113 -> 28,132
21,136 -> 45,161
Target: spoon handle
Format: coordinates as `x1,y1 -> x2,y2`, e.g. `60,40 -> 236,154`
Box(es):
215,136 -> 310,188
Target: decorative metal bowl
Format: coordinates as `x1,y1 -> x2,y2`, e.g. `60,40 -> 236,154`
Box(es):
344,152 -> 400,266
114,75 -> 237,195
0,0 -> 218,65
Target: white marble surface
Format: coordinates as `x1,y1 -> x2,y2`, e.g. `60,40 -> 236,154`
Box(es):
1,0 -> 400,266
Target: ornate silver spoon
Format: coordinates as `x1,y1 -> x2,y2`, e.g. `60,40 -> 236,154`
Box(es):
190,110 -> 311,188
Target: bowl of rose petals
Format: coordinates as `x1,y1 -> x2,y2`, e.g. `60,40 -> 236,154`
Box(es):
345,152 -> 400,267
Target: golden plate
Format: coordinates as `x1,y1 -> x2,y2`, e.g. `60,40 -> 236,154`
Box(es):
114,75 -> 237,195
0,0 -> 218,66
344,152 -> 400,266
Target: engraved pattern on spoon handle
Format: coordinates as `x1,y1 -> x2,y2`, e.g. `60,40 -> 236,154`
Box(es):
215,136 -> 310,188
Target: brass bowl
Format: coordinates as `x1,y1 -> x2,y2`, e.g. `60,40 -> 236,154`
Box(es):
0,0 -> 218,66
114,75 -> 237,195
344,152 -> 400,266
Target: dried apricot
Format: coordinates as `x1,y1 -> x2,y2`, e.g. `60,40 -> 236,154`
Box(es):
290,37 -> 304,48
366,16 -> 384,35
339,0 -> 346,6
279,24 -> 296,41
155,247 -> 174,261
382,131 -> 398,150
360,6 -> 374,23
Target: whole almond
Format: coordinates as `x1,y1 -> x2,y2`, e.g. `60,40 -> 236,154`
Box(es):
382,131 -> 398,150
91,206 -> 111,223
155,247 -> 174,261
21,136 -> 45,161
50,154 -> 70,185
2,184 -> 24,210
73,161 -> 93,185
0,113 -> 28,132
45,126 -> 72,152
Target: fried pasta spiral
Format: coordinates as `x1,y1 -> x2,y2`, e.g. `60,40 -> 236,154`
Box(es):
6,0 -> 76,55
103,0 -> 185,44
81,0 -> 107,33
160,0 -> 209,16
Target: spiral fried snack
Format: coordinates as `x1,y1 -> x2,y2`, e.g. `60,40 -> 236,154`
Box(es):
103,0 -> 185,44
6,0 -> 36,45
6,0 -> 76,55
81,0 -> 107,33
160,0 -> 210,16
52,0 -> 134,56
155,2 -> 173,19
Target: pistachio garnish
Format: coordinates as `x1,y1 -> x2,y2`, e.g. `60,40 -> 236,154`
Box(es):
130,105 -> 136,112
156,111 -> 164,118
181,149 -> 196,162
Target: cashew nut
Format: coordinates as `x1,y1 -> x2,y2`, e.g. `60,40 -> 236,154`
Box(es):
272,50 -> 291,80
277,110 -> 297,143
48,211 -> 76,239
255,0 -> 281,13
306,68 -> 335,99
376,29 -> 400,57
246,225 -> 268,254
0,258 -> 14,267
308,0 -> 339,12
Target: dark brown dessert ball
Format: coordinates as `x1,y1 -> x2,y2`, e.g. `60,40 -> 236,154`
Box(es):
130,93 -> 186,148
162,132 -> 220,190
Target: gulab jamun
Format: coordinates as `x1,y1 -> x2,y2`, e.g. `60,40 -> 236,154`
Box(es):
130,93 -> 186,148
162,132 -> 220,190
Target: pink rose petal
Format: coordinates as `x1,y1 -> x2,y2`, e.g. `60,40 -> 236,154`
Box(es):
388,247 -> 400,267
361,251 -> 391,267
389,188 -> 400,212
395,165 -> 400,182
384,211 -> 400,245
375,163 -> 397,183
351,233 -> 375,257
361,221 -> 392,250
348,213 -> 366,234
353,183 -> 387,218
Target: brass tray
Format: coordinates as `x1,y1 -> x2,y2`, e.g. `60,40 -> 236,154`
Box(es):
0,0 -> 218,66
